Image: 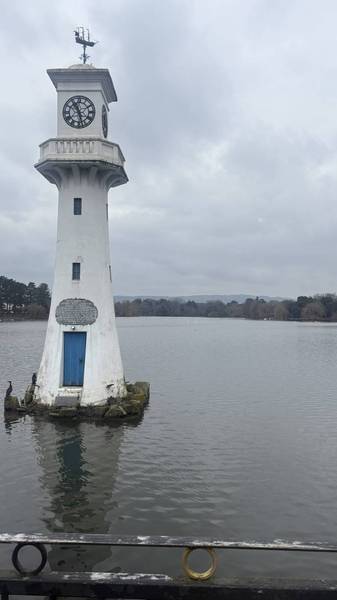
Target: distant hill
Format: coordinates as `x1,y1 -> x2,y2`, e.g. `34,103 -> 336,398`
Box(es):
115,294 -> 288,304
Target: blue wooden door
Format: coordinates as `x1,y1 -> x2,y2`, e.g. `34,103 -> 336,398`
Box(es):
63,332 -> 87,386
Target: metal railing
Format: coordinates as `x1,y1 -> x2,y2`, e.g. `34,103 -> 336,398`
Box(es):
1,532 -> 337,599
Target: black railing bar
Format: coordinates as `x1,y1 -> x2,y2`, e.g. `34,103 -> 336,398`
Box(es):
2,571 -> 337,599
1,533 -> 337,552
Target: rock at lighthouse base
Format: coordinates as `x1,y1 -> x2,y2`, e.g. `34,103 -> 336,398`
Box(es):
105,405 -> 127,418
4,396 -> 20,412
4,382 -> 150,421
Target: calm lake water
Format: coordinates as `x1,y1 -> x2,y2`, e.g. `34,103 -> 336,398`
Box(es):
1,317 -> 337,579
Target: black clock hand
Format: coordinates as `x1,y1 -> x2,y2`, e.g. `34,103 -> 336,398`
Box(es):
74,100 -> 83,125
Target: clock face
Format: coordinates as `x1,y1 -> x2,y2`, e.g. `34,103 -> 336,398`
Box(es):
102,105 -> 108,138
63,95 -> 95,129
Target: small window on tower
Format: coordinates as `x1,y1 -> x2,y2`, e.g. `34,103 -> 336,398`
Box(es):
106,204 -> 109,220
109,265 -> 112,281
74,198 -> 82,215
72,262 -> 81,280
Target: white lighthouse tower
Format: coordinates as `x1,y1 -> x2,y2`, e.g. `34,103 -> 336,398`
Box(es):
34,32 -> 127,407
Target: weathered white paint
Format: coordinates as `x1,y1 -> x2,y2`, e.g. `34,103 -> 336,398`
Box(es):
88,573 -> 172,581
34,64 -> 128,406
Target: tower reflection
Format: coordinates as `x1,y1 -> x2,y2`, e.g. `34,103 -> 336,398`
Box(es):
31,417 -> 142,572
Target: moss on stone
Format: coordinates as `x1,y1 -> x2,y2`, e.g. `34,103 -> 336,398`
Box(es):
4,396 -> 20,412
122,400 -> 141,416
48,407 -> 77,418
129,392 -> 146,404
134,381 -> 150,399
90,405 -> 108,417
4,380 -> 150,421
23,384 -> 35,406
105,405 -> 127,418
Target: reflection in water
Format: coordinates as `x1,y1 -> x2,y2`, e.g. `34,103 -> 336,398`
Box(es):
31,418 -> 142,572
4,414 -> 22,435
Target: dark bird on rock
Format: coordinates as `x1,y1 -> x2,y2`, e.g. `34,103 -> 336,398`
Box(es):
5,381 -> 12,398
32,373 -> 37,386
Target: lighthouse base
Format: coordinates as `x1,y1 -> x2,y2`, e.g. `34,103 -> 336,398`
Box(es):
4,382 -> 150,421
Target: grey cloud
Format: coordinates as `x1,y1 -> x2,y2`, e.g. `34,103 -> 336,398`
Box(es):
2,0 -> 337,297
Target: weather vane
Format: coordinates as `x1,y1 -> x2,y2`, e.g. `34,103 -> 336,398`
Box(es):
74,27 -> 97,64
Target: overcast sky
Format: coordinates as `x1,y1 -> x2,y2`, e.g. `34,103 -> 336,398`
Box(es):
2,0 -> 337,297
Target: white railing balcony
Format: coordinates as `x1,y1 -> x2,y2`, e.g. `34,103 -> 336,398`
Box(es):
37,137 -> 125,167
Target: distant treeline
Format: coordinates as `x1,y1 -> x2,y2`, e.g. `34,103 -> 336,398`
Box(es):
0,276 -> 51,319
2,273 -> 337,323
115,295 -> 337,321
